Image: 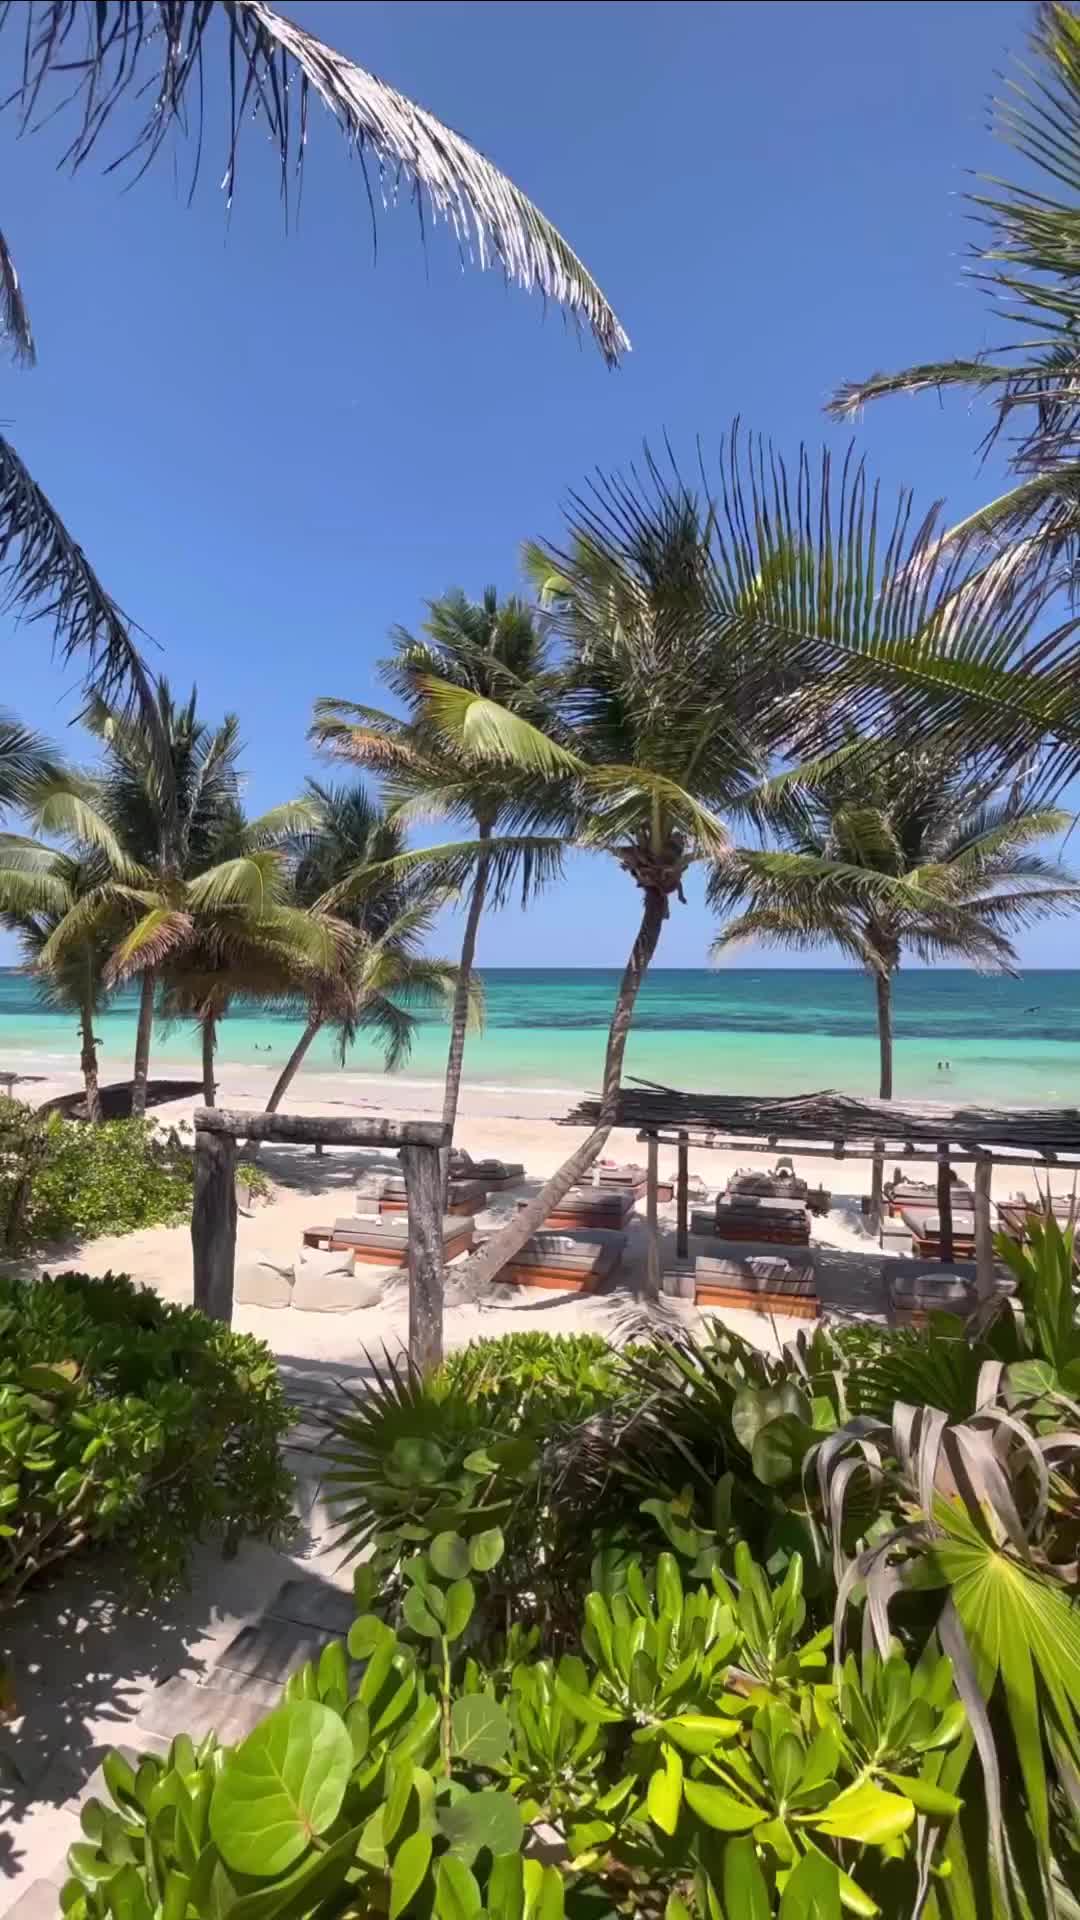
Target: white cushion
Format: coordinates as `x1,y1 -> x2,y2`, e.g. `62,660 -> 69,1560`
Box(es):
296,1245 -> 354,1279
292,1260 -> 388,1313
235,1249 -> 294,1308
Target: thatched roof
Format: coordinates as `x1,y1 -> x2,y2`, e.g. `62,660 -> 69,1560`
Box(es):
560,1081 -> 1080,1154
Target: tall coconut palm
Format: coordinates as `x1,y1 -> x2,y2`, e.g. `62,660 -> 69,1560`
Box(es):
0,4 -> 626,741
709,750 -> 1080,1216
263,781 -> 470,1114
87,685 -> 249,1114
312,590 -> 566,1169
0,850 -> 114,1122
359,502 -> 792,1307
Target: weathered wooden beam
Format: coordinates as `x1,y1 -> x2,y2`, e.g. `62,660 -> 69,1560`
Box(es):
937,1145 -> 955,1265
645,1132 -> 660,1299
192,1125 -> 238,1322
974,1155 -> 995,1302
633,1129 -> 1080,1170
195,1108 -> 449,1149
401,1142 -> 445,1373
676,1130 -> 689,1261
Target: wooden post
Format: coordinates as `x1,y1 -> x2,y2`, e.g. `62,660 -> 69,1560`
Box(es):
401,1142 -> 444,1374
937,1144 -> 954,1265
974,1155 -> 994,1302
676,1130 -> 689,1260
646,1131 -> 660,1297
192,1125 -> 237,1321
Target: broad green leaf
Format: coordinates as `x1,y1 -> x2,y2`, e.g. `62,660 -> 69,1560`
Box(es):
565,1820 -> 615,1861
659,1715 -> 741,1755
646,1743 -> 683,1836
444,1578 -> 475,1642
813,1780 -> 914,1845
102,1865 -> 152,1920
723,1836 -> 770,1920
403,1585 -> 442,1640
67,1845 -> 121,1889
227,1827 -> 363,1920
209,1701 -> 352,1876
752,1415 -> 816,1488
881,1772 -> 961,1818
317,1640 -> 348,1707
436,1856 -> 482,1920
536,1865 -> 564,1920
451,1695 -> 511,1766
553,1677 -> 624,1725
437,1790 -> 523,1860
390,1831 -> 432,1920
488,1854 -> 525,1920
469,1527 -> 505,1573
348,1614 -> 387,1660
430,1533 -> 471,1580
732,1384 -> 812,1452
683,1779 -> 763,1831
778,1851 -> 842,1920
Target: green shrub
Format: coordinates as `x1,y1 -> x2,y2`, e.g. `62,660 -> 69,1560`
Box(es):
0,1270 -> 294,1608
441,1330 -> 629,1426
63,1538 -> 964,1920
0,1098 -> 194,1248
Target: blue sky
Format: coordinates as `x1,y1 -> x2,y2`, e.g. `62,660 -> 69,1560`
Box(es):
4,0 -> 1068,969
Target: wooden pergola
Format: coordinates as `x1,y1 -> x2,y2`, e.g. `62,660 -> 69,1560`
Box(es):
561,1084 -> 1080,1298
190,1108 -> 450,1369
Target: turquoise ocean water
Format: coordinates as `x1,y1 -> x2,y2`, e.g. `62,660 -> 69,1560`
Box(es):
1,968 -> 1078,1106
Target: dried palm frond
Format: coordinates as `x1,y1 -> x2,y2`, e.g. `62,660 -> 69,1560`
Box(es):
0,227 -> 33,366
4,0 -> 628,365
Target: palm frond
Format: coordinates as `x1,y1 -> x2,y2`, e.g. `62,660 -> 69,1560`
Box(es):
0,226 -> 33,367
828,359 -> 1016,421
0,435 -> 157,712
105,906 -> 194,982
318,832 -> 567,914
0,712 -> 57,812
416,675 -> 583,778
5,0 -> 628,366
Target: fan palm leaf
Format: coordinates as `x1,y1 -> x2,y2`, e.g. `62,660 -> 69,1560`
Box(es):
3,0 -> 627,367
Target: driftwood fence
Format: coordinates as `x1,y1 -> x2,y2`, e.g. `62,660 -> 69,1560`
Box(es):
191,1108 -> 450,1370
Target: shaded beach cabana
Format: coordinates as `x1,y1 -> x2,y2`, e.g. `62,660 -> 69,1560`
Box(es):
561,1084 -> 1080,1298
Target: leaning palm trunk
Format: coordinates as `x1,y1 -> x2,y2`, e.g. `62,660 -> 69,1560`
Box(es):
131,970 -> 156,1118
201,1013 -> 217,1108
870,968 -> 894,1225
453,887 -> 668,1295
440,826 -> 491,1190
265,1012 -> 323,1114
78,990 -> 102,1125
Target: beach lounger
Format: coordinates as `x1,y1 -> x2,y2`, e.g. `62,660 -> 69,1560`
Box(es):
728,1165 -> 809,1201
901,1208 -> 976,1257
448,1150 -> 526,1191
880,1216 -> 914,1254
376,1176 -> 486,1217
710,1194 -> 811,1247
596,1159 -> 649,1195
886,1174 -> 973,1217
889,1270 -> 975,1328
327,1216 -> 475,1267
497,1230 -> 623,1293
521,1187 -> 636,1231
693,1250 -> 818,1318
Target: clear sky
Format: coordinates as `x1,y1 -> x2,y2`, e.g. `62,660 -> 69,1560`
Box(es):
4,0 -> 1069,970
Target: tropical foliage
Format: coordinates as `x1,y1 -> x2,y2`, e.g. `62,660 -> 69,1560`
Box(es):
0,1268 -> 293,1612
0,1100 -> 194,1251
72,1233 -> 1080,1919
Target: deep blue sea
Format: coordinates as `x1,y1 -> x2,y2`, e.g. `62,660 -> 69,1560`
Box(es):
1,967 -> 1077,1106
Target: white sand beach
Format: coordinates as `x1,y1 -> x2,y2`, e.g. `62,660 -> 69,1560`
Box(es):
6,1054 -> 1069,1367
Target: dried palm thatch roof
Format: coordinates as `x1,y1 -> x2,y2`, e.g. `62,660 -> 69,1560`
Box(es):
561,1081 -> 1080,1154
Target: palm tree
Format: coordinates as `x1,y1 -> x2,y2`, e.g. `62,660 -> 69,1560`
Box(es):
0,850 -> 113,1123
821,4 -> 1080,779
262,781 -> 469,1114
709,750 -> 1080,1216
89,685 -> 245,1115
0,3 -> 626,734
363,501 -> 794,1299
312,590 -> 564,1167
